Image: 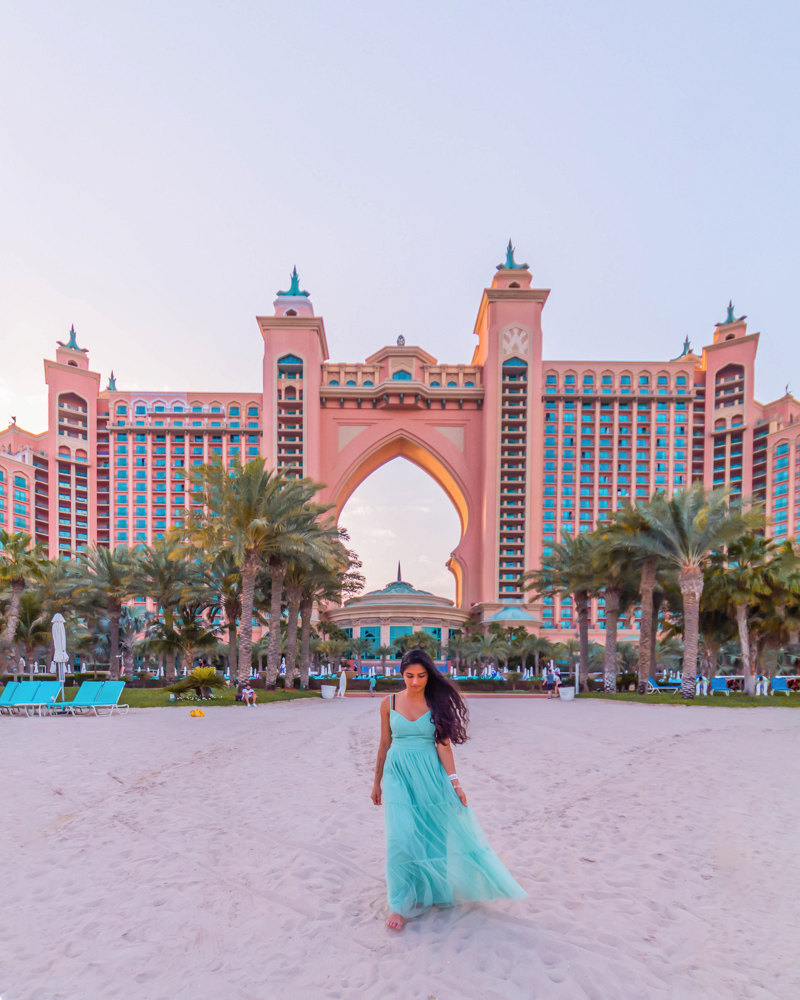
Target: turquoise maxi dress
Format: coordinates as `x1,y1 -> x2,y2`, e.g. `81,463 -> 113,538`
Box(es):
382,704 -> 527,918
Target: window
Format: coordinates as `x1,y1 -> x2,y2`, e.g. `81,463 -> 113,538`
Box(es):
393,370 -> 412,381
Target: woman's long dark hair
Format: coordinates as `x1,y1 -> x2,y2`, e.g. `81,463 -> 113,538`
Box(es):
400,648 -> 468,745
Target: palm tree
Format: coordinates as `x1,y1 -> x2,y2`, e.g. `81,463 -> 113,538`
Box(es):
347,635 -> 373,673
71,546 -> 136,680
445,633 -> 469,673
129,537 -> 200,682
185,458 -> 328,686
603,501 -> 665,693
319,637 -> 348,672
523,530 -> 601,692
295,534 -> 360,689
374,644 -> 394,675
613,484 -> 760,698
705,535 -> 774,694
143,605 -> 220,676
15,589 -> 50,680
119,605 -> 148,678
472,633 -> 507,674
590,539 -> 642,693
283,521 -> 347,689
513,634 -> 552,677
0,529 -> 47,668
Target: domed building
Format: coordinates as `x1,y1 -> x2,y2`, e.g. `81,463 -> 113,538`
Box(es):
323,564 -> 471,659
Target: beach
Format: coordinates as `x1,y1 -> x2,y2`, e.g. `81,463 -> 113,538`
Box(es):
2,697 -> 798,1000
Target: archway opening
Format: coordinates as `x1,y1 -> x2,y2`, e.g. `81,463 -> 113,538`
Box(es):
339,457 -> 461,603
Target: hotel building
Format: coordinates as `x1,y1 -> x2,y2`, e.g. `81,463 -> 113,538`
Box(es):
2,249 -> 797,639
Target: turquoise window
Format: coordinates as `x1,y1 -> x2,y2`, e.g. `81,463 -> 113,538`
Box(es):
393,370 -> 412,381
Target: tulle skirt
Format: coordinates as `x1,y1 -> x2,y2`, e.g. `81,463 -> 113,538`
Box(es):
382,743 -> 527,918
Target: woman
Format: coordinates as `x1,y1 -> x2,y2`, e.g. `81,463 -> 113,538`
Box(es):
371,648 -> 525,930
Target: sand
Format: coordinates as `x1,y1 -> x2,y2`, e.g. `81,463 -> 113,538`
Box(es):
2,697 -> 798,1000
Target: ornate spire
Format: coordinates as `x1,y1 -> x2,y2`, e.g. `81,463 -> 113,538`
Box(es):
107,371 -> 117,391
57,324 -> 88,352
496,240 -> 529,271
397,561 -> 402,583
277,266 -> 310,298
716,300 -> 746,326
678,335 -> 692,357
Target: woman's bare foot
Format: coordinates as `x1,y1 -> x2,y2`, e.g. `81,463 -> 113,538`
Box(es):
386,912 -> 405,931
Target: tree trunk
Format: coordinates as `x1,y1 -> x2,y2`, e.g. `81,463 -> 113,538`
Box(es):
109,605 -> 121,680
3,581 -> 25,672
706,637 -> 720,679
603,588 -> 621,692
298,595 -> 313,689
650,594 -> 660,675
266,559 -> 287,687
679,566 -> 703,698
165,650 -> 177,684
576,590 -> 590,693
237,551 -> 259,685
637,558 -> 658,694
228,618 -> 238,681
736,602 -> 754,695
284,583 -> 302,691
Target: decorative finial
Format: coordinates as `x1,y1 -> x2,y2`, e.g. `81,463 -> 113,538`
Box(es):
107,371 -> 117,391
496,240 -> 529,271
716,300 -> 746,326
11,415 -> 16,425
57,324 -> 88,352
397,561 -> 402,583
277,266 -> 310,297
678,335 -> 692,358
396,334 -> 406,347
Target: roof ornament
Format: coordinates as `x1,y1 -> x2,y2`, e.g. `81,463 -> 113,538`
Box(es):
716,300 -> 746,326
678,335 -> 692,357
397,561 -> 402,582
497,240 -> 529,271
107,371 -> 117,391
57,324 -> 88,352
277,266 -> 310,298
396,335 -> 405,347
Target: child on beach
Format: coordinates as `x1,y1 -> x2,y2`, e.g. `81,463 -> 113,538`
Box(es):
241,682 -> 257,706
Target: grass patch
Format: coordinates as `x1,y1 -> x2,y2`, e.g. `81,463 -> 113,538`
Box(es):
584,692 -> 800,707
58,687 -> 319,708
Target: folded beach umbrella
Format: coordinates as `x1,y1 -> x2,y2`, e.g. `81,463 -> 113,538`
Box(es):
52,612 -> 69,684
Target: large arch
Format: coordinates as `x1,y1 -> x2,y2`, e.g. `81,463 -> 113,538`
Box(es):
321,428 -> 481,608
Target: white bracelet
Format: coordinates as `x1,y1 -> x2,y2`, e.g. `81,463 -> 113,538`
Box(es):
448,774 -> 459,782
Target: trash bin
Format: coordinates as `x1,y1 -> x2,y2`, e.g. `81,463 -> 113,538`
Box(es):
558,686 -> 575,701
320,684 -> 336,700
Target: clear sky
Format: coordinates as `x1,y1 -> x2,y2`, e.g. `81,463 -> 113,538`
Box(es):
2,1 -> 798,597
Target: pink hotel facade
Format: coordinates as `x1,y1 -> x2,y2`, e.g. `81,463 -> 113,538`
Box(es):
2,249 -> 799,635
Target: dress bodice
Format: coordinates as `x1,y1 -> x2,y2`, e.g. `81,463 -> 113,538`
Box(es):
389,709 -> 436,751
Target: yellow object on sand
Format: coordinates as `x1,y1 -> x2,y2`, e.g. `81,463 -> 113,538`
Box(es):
190,709 -> 205,717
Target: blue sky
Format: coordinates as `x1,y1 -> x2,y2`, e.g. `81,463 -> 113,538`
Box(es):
1,1 -> 798,597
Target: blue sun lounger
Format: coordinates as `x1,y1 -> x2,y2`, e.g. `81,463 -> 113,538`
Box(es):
770,677 -> 792,696
91,681 -> 129,716
0,681 -> 21,714
709,677 -> 730,696
2,680 -> 42,715
15,680 -> 63,716
647,676 -> 678,694
47,681 -> 104,716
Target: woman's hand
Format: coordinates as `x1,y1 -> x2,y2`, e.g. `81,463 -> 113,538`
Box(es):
454,784 -> 467,807
371,783 -> 382,806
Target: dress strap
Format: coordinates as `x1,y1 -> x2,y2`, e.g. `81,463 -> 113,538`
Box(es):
392,693 -> 395,711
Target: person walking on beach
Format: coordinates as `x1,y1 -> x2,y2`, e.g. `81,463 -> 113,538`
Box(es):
544,665 -> 556,698
369,674 -> 377,697
371,648 -> 526,931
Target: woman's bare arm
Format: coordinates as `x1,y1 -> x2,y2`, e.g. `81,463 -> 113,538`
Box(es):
371,697 -> 393,805
436,738 -> 467,806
